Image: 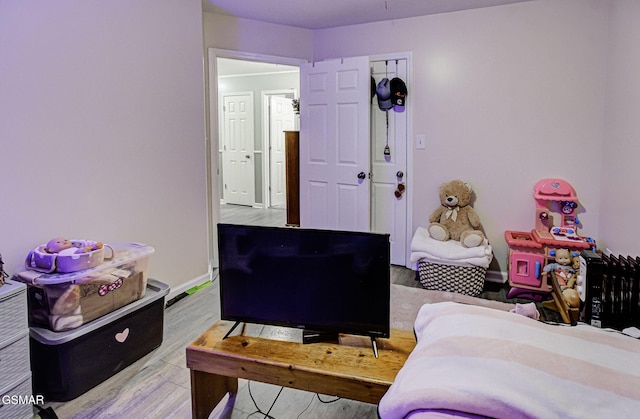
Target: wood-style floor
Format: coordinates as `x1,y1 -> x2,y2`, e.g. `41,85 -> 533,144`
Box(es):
43,204 -> 417,419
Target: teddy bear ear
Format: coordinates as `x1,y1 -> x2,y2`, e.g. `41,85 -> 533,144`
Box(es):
464,182 -> 473,192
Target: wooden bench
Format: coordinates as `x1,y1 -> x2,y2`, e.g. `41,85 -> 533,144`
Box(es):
186,320 -> 416,419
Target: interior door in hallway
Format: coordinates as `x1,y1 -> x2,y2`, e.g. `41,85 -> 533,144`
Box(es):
222,92 -> 255,207
299,56 -> 371,231
269,95 -> 295,208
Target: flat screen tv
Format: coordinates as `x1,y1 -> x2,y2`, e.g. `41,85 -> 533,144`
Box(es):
217,223 -> 391,351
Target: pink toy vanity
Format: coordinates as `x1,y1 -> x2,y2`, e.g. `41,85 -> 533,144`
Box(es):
505,179 -> 596,301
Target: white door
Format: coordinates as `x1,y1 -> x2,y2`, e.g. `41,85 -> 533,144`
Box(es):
370,59 -> 408,265
222,93 -> 255,206
299,56 -> 371,231
269,96 -> 295,208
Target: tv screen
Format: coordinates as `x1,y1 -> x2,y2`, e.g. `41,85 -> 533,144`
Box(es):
217,223 -> 391,339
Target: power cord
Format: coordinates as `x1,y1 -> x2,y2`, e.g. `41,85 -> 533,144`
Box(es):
246,381 -> 284,419
246,381 -> 341,419
296,394 -> 316,419
316,394 -> 341,404
295,393 -> 341,418
263,386 -> 284,419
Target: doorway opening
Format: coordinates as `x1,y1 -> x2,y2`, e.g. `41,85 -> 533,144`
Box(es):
207,49 -> 412,269
216,56 -> 300,210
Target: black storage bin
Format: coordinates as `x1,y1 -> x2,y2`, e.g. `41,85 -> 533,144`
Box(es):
29,279 -> 168,402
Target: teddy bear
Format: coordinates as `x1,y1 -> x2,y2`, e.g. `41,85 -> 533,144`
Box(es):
428,179 -> 486,248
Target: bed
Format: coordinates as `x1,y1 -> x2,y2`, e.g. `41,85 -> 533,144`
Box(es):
378,301 -> 640,419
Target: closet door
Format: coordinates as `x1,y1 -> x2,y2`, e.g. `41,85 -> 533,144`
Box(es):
370,58 -> 408,265
299,57 -> 370,232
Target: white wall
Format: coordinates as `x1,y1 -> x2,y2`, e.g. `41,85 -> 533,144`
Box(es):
0,0 -> 209,293
600,0 -> 640,257
203,13 -> 313,60
313,0 -> 610,272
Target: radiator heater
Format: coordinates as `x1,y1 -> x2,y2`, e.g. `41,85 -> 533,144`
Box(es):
581,250 -> 640,330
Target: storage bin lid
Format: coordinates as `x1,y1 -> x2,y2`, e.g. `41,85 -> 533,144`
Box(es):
15,242 -> 154,285
29,278 -> 169,344
0,279 -> 26,300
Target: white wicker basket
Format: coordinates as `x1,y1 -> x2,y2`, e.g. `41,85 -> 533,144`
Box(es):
418,259 -> 486,297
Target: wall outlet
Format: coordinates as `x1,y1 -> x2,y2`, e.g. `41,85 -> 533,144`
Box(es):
416,134 -> 426,149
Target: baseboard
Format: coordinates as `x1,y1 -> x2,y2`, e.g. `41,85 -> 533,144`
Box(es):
485,270 -> 508,284
166,272 -> 213,301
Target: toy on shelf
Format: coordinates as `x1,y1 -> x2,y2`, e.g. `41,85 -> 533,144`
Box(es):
504,179 -> 596,322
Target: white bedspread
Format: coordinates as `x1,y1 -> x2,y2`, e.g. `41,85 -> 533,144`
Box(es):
410,227 -> 493,269
379,302 -> 640,419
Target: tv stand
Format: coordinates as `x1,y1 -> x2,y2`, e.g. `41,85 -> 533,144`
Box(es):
186,320 -> 416,419
222,321 -> 243,340
371,336 -> 379,359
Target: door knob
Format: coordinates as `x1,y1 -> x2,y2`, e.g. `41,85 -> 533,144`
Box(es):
395,182 -> 406,198
357,172 -> 366,180
245,154 -> 251,159
396,171 -> 404,178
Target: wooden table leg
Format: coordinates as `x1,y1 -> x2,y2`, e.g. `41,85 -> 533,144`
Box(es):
190,370 -> 238,419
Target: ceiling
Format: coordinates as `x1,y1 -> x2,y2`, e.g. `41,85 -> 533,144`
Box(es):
202,0 -> 533,30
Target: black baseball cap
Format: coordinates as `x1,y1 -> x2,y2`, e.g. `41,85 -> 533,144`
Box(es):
390,77 -> 407,107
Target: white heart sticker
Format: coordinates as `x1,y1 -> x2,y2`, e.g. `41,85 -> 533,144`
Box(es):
115,328 -> 130,343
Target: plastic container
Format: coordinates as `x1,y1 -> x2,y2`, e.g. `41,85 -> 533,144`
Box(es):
29,279 -> 168,402
14,242 -> 154,331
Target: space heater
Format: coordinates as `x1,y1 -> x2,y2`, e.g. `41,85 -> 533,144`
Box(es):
581,250 -> 640,330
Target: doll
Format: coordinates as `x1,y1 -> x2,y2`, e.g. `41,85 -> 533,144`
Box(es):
44,237 -> 73,253
43,237 -> 103,254
543,249 -> 575,288
543,249 -> 580,308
